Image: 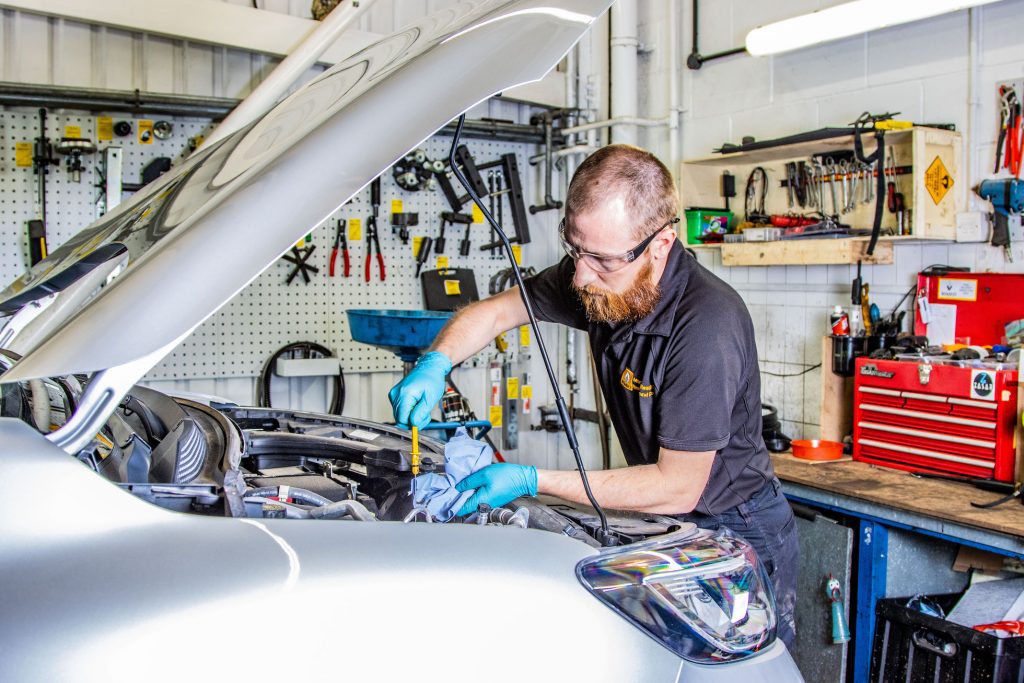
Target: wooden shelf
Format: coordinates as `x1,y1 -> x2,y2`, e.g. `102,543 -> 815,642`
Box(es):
679,126 -> 963,266
690,237 -> 894,266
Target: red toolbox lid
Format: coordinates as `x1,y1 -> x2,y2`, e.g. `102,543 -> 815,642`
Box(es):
914,272 -> 1024,346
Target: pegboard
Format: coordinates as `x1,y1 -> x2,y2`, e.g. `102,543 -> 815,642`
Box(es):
0,108 -> 548,379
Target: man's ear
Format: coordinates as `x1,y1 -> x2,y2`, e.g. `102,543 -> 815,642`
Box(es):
650,227 -> 677,260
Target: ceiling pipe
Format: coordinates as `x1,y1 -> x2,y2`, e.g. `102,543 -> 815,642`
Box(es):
203,0 -> 373,147
609,0 -> 639,145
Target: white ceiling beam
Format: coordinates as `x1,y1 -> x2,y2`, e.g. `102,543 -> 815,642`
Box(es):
0,0 -> 380,64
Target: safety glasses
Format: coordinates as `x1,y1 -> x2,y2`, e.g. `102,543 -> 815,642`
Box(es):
558,217 -> 680,273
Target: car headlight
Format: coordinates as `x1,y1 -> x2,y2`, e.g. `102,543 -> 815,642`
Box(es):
576,527 -> 776,663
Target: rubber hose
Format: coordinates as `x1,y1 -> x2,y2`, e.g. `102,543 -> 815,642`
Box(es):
257,341 -> 345,415
309,499 -> 377,521
245,486 -> 333,507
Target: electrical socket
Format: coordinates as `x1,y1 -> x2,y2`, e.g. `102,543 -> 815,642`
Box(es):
956,211 -> 987,242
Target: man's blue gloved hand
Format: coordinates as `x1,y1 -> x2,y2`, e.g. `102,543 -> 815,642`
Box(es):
455,463 -> 538,516
388,351 -> 452,429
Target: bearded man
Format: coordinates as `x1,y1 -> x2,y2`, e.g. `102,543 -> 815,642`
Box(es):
388,144 -> 798,649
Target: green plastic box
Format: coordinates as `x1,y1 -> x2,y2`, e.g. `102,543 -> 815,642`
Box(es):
684,208 -> 733,244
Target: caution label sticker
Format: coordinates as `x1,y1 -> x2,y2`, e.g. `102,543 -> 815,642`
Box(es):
15,142 -> 32,167
97,116 -> 113,141
488,405 -> 503,427
348,218 -> 362,241
924,155 -> 953,205
506,377 -> 520,399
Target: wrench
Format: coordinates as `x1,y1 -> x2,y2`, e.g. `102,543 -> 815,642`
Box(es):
826,158 -> 839,217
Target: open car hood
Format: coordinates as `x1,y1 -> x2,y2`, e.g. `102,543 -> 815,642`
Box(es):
0,0 -> 609,384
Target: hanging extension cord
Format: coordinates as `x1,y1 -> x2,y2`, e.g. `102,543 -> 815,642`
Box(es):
447,114 -> 614,547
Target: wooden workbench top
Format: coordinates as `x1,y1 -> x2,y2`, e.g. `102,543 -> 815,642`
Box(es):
771,454 -> 1024,540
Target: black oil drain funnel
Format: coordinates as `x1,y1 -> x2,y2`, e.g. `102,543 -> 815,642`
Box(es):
447,114 -> 614,546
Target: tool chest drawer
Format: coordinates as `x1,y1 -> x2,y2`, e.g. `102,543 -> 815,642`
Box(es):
853,358 -> 1019,481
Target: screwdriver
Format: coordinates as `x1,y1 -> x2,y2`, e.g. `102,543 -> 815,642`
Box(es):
410,426 -> 420,478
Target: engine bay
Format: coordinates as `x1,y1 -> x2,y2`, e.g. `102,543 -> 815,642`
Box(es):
5,378 -> 684,547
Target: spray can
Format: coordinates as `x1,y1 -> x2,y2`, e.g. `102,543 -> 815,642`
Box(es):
830,305 -> 850,336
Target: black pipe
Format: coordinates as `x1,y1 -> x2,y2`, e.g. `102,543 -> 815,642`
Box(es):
686,0 -> 747,70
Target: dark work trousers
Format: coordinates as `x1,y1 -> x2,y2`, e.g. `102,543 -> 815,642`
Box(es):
675,477 -> 799,651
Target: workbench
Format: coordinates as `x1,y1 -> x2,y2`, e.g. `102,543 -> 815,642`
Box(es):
773,454 -> 1024,681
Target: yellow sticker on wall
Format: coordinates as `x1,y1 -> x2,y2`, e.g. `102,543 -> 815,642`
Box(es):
471,203 -> 484,224
15,142 -> 32,167
138,120 -> 154,144
521,385 -> 532,399
519,325 -> 530,347
391,199 -> 403,214
444,279 -> 461,296
506,377 -> 520,399
97,117 -> 113,141
511,245 -> 522,265
348,218 -> 362,241
436,255 -> 449,270
64,125 -> 81,138
488,405 -> 503,428
412,236 -> 424,257
925,155 -> 953,205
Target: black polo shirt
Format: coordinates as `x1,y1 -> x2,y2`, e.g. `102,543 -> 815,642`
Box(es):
523,240 -> 774,516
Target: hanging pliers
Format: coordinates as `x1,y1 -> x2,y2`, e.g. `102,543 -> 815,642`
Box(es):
329,219 -> 350,277
365,177 -> 385,281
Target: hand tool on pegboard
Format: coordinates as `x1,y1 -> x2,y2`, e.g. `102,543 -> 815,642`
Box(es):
414,236 -> 433,277
329,219 -> 350,277
283,245 -> 319,284
29,108 -> 59,265
996,85 -> 1022,177
437,211 -> 471,254
364,177 -> 385,281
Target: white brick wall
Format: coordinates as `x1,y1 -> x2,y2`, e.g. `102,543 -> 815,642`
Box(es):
656,0 -> 1024,440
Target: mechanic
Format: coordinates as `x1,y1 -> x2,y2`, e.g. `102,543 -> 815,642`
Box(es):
389,144 -> 798,649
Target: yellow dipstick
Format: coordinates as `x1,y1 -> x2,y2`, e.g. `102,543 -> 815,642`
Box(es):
410,426 -> 420,478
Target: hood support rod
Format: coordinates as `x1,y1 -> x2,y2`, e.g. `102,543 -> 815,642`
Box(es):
447,114 -> 614,547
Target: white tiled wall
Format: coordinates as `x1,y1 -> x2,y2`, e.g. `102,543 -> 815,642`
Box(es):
631,0 -> 1024,440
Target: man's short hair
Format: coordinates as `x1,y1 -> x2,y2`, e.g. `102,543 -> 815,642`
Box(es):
565,144 -> 679,241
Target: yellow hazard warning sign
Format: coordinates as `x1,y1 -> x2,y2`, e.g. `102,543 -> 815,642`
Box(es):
924,155 -> 953,205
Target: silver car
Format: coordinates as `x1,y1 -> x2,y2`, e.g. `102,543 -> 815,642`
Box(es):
0,1 -> 802,680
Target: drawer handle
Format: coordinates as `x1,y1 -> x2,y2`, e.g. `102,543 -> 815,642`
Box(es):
912,629 -> 958,658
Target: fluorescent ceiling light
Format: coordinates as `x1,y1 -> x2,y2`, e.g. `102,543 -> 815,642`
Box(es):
745,0 -> 1001,57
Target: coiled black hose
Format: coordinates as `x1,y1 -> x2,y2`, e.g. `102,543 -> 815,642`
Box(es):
256,341 -> 345,415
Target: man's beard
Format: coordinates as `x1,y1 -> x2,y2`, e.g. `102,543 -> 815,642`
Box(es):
572,260 -> 661,324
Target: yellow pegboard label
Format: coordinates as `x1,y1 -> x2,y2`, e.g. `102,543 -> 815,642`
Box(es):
64,125 -> 81,138
471,203 -> 484,224
924,155 -> 953,205
506,377 -> 520,399
138,120 -> 154,144
488,405 -> 503,427
97,117 -> 113,141
391,199 -> 403,214
15,142 -> 32,167
512,245 -> 522,265
412,236 -> 424,257
348,218 -> 362,241
521,385 -> 532,399
519,325 -> 530,347
436,255 -> 449,269
444,279 -> 461,296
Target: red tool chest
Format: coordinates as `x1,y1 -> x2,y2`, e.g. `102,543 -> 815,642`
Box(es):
853,271 -> 1022,482
852,358 -> 1018,481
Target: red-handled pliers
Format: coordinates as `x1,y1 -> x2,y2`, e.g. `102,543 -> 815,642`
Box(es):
329,219 -> 350,277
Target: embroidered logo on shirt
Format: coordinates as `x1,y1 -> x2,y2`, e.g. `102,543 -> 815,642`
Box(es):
620,368 -> 654,398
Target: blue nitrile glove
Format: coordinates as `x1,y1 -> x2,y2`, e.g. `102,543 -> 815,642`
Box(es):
455,463 -> 538,516
388,351 -> 452,429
